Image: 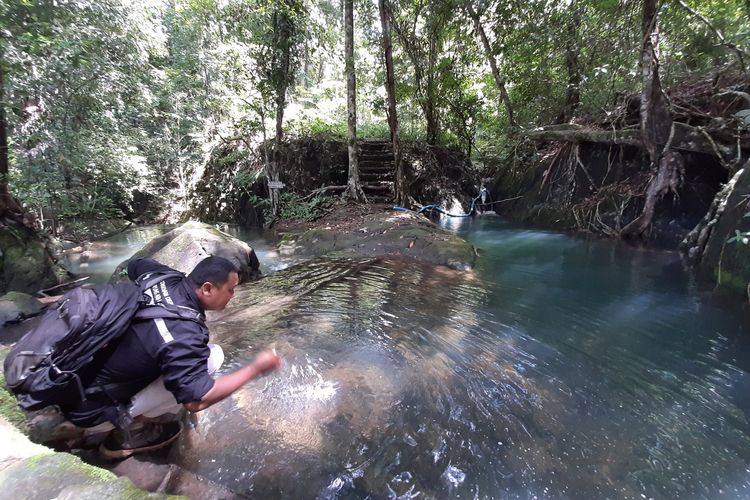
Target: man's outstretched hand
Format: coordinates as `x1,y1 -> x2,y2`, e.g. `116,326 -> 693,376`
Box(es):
185,348 -> 283,413
253,350 -> 282,375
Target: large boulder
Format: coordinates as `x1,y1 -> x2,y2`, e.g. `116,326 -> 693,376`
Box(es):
111,221 -> 261,283
681,166 -> 750,296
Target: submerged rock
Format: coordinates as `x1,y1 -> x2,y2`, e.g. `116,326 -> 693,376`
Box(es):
112,457 -> 243,499
111,221 -> 261,282
278,210 -> 476,271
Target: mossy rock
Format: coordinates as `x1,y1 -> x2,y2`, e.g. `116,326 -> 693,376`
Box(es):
0,374 -> 27,432
522,204 -> 577,229
691,167 -> 750,296
0,453 -> 178,499
279,212 -> 476,271
0,225 -> 70,295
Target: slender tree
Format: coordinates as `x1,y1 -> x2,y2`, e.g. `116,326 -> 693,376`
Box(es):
270,8 -> 292,218
0,63 -> 15,217
556,0 -> 581,124
391,0 -> 450,144
259,0 -> 305,219
379,0 -> 406,206
344,0 -> 365,202
465,3 -> 516,129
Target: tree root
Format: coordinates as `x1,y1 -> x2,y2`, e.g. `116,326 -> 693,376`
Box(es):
620,150 -> 685,238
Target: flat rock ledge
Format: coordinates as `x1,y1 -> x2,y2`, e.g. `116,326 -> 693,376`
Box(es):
0,416 -> 179,499
278,211 -> 477,271
0,413 -> 242,499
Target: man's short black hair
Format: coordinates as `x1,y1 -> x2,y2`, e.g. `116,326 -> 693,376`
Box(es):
188,256 -> 238,286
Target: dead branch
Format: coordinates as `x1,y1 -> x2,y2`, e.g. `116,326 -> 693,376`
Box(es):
714,90 -> 750,107
528,122 -> 744,158
697,126 -> 729,168
37,276 -> 89,297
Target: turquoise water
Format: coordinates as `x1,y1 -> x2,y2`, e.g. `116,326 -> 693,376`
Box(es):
165,216 -> 750,499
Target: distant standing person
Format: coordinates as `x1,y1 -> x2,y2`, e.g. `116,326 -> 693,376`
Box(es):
60,256 -> 282,458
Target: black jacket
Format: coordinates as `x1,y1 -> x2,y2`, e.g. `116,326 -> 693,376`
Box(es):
62,259 -> 215,427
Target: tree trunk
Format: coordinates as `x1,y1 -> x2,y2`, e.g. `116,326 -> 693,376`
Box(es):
379,0 -> 406,206
466,4 -> 516,129
344,0 -> 365,202
527,122 -> 744,157
389,11 -> 441,146
621,0 -> 681,239
0,50 -> 22,218
270,9 -> 292,219
0,59 -> 9,197
424,42 -> 439,145
556,0 -> 581,124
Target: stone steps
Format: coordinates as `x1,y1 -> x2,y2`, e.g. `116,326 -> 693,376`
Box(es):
359,163 -> 393,172
357,140 -> 394,202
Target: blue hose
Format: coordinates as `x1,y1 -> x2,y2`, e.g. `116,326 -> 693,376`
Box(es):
394,193 -> 483,218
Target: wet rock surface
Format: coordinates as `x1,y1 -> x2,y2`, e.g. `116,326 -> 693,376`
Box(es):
682,165 -> 750,296
111,457 -> 243,499
278,209 -> 477,271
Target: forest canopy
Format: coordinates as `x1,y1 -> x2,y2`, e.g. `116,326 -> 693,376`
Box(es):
1,0 -> 748,228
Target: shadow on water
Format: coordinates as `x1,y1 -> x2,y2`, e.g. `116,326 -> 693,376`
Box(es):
168,219 -> 750,499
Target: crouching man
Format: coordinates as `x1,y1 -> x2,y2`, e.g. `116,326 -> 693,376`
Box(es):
60,256 -> 281,458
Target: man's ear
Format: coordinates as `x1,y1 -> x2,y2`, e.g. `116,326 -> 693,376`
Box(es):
200,282 -> 214,296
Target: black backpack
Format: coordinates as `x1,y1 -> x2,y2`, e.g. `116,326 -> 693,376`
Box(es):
3,271 -> 204,411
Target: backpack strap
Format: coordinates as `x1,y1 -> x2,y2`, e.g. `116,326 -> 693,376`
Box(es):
133,303 -> 204,323
135,270 -> 187,290
132,270 -> 205,323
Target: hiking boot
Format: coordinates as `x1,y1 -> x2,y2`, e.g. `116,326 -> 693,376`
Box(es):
99,421 -> 182,460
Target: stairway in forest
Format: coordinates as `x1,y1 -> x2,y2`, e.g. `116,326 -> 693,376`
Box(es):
358,140 -> 394,203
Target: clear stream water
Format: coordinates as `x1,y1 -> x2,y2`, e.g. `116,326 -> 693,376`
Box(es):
67,219 -> 750,498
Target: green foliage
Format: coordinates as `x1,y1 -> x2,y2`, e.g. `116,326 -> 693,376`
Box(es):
280,192 -> 330,221
242,191 -> 328,222
3,0 -> 749,232
233,170 -> 263,195
358,122 -> 392,139
287,117 -> 347,139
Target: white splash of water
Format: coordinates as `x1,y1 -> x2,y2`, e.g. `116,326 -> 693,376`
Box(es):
441,465 -> 466,488
280,360 -> 338,402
